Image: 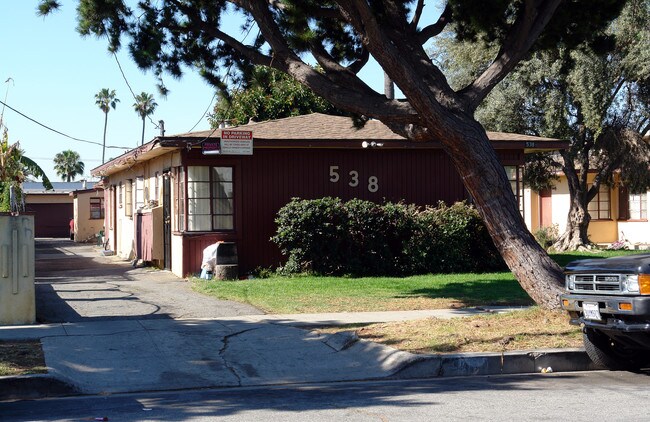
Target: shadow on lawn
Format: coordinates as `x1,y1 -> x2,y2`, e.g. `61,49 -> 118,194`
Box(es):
399,278 -> 534,306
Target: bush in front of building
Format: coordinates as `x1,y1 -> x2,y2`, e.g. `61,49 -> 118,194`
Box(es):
273,198 -> 505,276
408,202 -> 505,274
273,197 -> 349,275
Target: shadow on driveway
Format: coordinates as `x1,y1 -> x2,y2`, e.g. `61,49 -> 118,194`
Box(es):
34,238 -> 263,323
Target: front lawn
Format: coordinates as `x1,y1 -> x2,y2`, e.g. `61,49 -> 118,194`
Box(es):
192,249 -> 646,314
193,272 -> 532,313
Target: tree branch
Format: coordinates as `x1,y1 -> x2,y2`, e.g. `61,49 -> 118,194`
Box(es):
347,47 -> 370,74
460,0 -> 562,111
417,4 -> 451,44
232,0 -> 421,125
169,0 -> 272,66
411,0 -> 425,28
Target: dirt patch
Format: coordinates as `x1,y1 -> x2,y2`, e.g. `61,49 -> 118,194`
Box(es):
0,340 -> 48,376
318,308 -> 583,354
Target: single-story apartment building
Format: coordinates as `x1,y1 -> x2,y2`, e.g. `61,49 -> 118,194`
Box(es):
91,113 -> 568,277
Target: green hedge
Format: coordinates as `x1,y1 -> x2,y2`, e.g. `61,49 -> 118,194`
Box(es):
272,198 -> 505,276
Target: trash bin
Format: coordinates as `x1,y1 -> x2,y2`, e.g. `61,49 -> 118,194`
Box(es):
200,241 -> 238,280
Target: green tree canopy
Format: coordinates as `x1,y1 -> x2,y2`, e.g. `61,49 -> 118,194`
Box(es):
433,0 -> 650,251
53,149 -> 85,182
210,66 -> 345,127
38,0 -> 628,308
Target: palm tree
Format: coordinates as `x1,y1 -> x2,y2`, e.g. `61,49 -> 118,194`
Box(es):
0,129 -> 52,212
133,92 -> 157,145
53,150 -> 85,182
95,88 -> 119,164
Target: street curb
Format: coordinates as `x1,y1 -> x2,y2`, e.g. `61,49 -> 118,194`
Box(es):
0,349 -> 597,401
0,374 -> 79,401
391,348 -> 598,379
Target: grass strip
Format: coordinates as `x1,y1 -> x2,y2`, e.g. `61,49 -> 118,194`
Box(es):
0,340 -> 47,376
319,308 -> 583,354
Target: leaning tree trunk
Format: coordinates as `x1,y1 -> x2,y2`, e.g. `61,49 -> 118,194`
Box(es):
433,115 -> 565,309
553,195 -> 592,252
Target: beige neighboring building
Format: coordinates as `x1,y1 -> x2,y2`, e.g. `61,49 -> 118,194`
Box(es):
526,172 -> 650,247
71,186 -> 105,243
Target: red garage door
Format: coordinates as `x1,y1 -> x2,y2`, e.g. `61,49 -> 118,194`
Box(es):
25,203 -> 73,238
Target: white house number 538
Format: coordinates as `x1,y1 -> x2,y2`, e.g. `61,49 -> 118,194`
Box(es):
329,166 -> 379,193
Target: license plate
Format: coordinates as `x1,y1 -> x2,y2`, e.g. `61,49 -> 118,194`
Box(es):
583,302 -> 601,320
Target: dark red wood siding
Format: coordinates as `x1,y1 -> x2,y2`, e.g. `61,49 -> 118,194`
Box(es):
25,203 -> 73,238
182,147 -> 523,275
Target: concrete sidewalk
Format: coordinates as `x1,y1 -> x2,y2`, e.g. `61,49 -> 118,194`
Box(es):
1,239 -> 596,401
0,309 -> 596,400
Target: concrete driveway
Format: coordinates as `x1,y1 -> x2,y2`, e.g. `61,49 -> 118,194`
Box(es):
35,239 -> 263,322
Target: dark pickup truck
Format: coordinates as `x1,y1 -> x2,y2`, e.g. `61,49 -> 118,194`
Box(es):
561,254 -> 650,370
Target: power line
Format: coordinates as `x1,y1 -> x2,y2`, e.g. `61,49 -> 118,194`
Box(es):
0,99 -> 131,150
113,53 -> 161,131
185,28 -> 261,147
186,91 -> 218,133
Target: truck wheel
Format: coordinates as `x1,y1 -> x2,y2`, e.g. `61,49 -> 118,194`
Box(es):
583,328 -> 647,371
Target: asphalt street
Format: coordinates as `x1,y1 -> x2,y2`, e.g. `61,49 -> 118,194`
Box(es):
2,371 -> 650,421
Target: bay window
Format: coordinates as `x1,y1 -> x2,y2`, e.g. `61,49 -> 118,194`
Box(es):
183,166 -> 234,232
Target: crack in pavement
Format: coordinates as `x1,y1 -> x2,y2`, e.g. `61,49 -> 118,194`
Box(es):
218,327 -> 261,385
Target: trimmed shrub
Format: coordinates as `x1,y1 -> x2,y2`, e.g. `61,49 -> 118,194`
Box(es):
410,202 -> 504,273
272,197 -> 505,276
272,197 -> 348,274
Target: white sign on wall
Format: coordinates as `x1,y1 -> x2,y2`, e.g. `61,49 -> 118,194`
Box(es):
221,130 -> 254,155
201,130 -> 254,155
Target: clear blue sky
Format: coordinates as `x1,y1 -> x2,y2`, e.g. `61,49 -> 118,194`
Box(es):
0,2 -> 438,183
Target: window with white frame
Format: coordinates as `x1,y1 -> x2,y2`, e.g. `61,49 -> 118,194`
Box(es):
185,166 -> 234,231
174,166 -> 185,231
154,171 -> 160,202
118,183 -> 123,208
588,184 -> 611,220
628,192 -> 647,220
90,197 -> 104,219
125,179 -> 133,217
211,167 -> 234,230
135,176 -> 145,210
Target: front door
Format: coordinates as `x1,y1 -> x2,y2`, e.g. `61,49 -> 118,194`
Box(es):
540,188 -> 553,228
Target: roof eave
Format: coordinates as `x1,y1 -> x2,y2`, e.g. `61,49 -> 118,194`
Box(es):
91,140 -> 178,177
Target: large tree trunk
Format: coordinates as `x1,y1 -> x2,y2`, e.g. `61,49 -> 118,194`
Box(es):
270,3 -> 567,309
553,194 -> 592,251
432,115 -> 565,309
